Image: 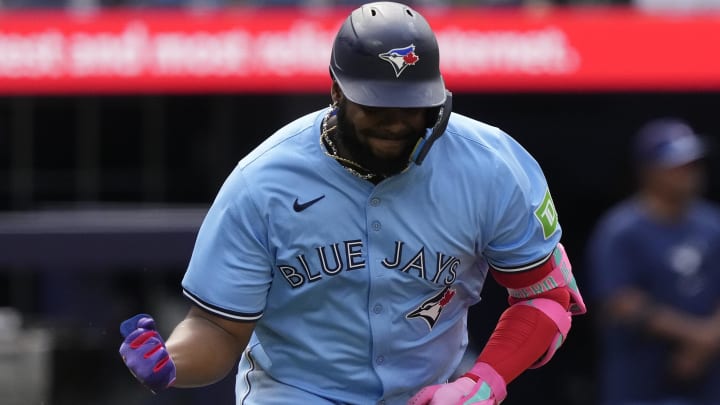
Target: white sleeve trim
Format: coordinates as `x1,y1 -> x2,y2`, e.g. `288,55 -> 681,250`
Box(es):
183,289 -> 263,322
488,250 -> 554,273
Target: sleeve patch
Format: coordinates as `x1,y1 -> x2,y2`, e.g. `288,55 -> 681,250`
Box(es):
534,188 -> 559,240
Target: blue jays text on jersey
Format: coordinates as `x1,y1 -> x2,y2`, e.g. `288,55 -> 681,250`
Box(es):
181,107 -> 561,405
276,239 -> 461,288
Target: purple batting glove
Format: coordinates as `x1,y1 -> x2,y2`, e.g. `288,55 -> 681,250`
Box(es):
119,313 -> 176,394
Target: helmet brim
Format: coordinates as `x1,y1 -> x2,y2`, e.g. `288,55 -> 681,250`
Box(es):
333,70 -> 447,109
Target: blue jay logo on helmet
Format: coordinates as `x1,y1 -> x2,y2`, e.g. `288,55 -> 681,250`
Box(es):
378,44 -> 419,78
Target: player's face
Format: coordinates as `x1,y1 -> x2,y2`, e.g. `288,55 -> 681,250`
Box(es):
645,160 -> 705,201
336,98 -> 428,175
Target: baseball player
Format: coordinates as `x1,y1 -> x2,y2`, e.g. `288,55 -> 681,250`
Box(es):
119,2 -> 586,404
587,119 -> 720,405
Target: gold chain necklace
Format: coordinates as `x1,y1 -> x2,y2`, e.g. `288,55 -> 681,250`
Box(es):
320,109 -> 380,182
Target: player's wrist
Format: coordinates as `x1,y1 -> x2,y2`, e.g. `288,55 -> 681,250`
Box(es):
464,362 -> 507,403
461,372 -> 480,382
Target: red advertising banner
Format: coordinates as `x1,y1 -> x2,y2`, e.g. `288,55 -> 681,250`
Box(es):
0,7 -> 719,94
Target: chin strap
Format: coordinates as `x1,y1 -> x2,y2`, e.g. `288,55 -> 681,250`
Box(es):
411,90 -> 453,165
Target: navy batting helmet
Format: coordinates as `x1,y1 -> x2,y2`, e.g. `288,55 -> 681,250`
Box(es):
330,1 -> 447,108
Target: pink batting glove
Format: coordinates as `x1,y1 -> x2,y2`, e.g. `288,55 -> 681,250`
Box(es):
407,363 -> 506,405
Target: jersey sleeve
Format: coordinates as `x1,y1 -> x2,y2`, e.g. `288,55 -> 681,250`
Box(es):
181,166 -> 271,321
482,129 -> 561,271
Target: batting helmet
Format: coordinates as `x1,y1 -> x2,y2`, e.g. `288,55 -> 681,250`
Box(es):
329,1 -> 447,108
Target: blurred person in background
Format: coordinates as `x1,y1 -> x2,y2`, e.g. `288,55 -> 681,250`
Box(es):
587,118 -> 720,405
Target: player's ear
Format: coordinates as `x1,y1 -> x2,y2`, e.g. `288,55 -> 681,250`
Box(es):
331,81 -> 343,106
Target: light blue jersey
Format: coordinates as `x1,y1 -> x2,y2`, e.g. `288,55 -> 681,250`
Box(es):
181,108 -> 561,405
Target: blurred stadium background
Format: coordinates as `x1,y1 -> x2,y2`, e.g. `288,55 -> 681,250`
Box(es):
0,1 -> 719,404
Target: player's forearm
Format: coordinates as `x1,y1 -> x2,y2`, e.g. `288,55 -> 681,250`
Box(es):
476,286 -> 570,383
478,244 -> 582,383
644,305 -> 713,343
165,313 -> 250,387
606,288 -> 712,344
476,302 -> 559,383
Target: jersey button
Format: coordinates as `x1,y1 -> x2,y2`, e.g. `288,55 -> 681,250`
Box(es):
373,304 -> 383,314
371,221 -> 381,231
376,355 -> 385,365
370,198 -> 380,206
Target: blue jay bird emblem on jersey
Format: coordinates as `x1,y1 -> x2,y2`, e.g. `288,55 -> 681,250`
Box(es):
407,286 -> 456,330
378,44 -> 419,77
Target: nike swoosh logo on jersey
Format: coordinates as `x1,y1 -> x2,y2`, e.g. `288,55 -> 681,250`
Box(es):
293,195 -> 325,212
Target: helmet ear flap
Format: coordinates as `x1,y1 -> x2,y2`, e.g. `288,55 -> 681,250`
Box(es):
425,106 -> 442,129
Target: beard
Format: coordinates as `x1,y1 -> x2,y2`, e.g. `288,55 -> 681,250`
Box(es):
335,100 -> 426,177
